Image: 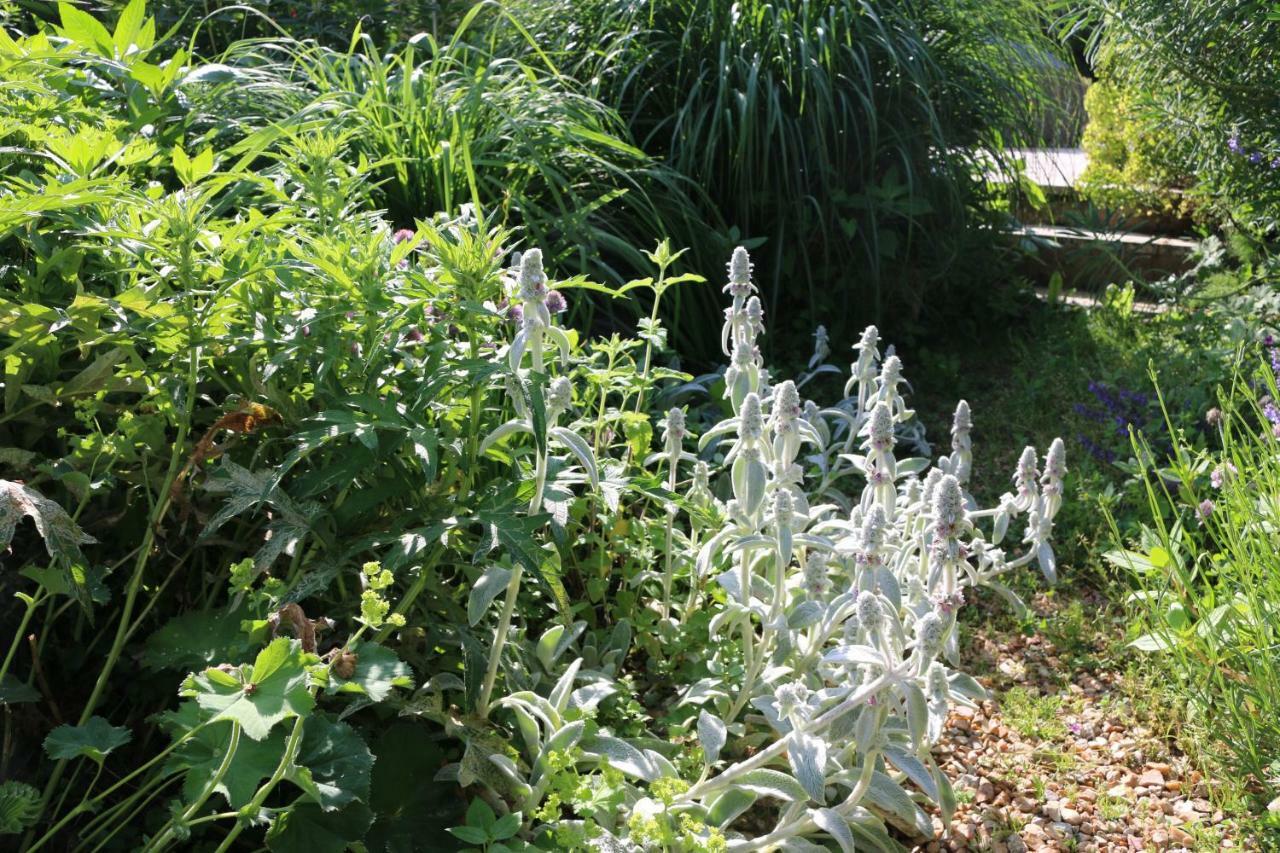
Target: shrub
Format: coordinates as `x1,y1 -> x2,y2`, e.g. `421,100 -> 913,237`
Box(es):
1080,0 -> 1280,233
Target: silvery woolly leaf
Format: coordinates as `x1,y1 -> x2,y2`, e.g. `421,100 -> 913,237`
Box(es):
569,682 -> 617,713
548,658 -> 583,713
706,789 -> 757,828
865,770 -> 933,840
550,426 -> 599,488
735,768 -> 809,802
902,682 -> 928,749
466,565 -> 512,626
697,710 -> 727,764
1037,541 -> 1058,584
946,671 -> 987,703
883,744 -> 938,802
810,807 -> 855,853
788,732 -> 827,802
823,644 -> 883,667
580,735 -> 657,782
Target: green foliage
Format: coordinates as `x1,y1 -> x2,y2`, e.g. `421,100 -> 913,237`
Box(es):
42,717 -> 132,763
0,782 -> 40,835
1109,362 -> 1280,800
1077,0 -> 1280,233
502,0 -> 1072,360
1078,79 -> 1189,217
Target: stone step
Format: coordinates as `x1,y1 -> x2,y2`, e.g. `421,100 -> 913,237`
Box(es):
1008,224 -> 1198,289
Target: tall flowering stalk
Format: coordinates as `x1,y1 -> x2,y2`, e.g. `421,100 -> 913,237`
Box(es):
475,249 -> 598,717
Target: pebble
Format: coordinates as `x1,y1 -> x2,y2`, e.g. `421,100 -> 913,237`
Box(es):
1138,768 -> 1165,787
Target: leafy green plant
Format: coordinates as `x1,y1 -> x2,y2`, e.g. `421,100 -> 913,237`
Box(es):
1108,360 -> 1280,805
501,0 -> 1071,361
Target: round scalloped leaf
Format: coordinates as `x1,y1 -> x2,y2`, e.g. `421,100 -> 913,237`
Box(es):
43,716 -> 131,763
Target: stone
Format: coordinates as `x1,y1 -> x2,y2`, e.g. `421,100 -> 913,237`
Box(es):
1061,807 -> 1082,825
1138,768 -> 1165,787
1107,784 -> 1133,799
1006,834 -> 1028,853
1046,821 -> 1074,840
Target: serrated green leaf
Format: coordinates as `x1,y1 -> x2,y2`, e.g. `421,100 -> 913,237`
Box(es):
162,704 -> 284,809
328,641 -> 412,703
291,715 -> 374,811
265,801 -> 373,853
180,638 -> 315,740
43,716 -> 131,763
143,606 -> 253,671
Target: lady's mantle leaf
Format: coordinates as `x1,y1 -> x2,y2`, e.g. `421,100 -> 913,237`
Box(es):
43,716 -> 131,762
180,638 -> 315,740
265,801 -> 373,853
288,714 -> 374,810
143,605 -> 253,671
327,641 -> 412,703
161,703 -> 285,808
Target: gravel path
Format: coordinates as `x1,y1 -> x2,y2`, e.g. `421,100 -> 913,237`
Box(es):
915,589 -> 1251,852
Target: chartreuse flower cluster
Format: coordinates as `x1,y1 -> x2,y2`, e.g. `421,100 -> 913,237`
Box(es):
451,247 -> 1066,851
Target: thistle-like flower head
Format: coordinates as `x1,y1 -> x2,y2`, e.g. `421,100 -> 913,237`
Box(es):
772,488 -> 794,528
725,247 -> 755,298
1014,446 -> 1039,495
547,376 -> 572,416
952,400 -> 972,438
1043,437 -> 1067,481
771,380 -> 802,435
664,407 -> 687,448
739,393 -> 764,442
866,402 -> 894,451
916,612 -> 945,659
933,474 -> 965,531
802,551 -> 830,597
517,248 -> 547,301
745,295 -> 765,337
774,681 -> 811,724
856,590 -> 884,634
878,355 -> 903,390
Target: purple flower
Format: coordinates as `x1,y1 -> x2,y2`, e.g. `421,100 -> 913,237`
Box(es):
1210,463 -> 1237,489
1271,157 -> 1280,170
1069,722 -> 1082,735
1197,499 -> 1215,522
545,289 -> 568,314
1251,151 -> 1264,164
403,326 -> 424,344
392,228 -> 415,244
506,303 -> 524,324
1228,135 -> 1242,154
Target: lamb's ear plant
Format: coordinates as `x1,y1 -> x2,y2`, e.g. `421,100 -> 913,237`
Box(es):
447,247 -> 1066,851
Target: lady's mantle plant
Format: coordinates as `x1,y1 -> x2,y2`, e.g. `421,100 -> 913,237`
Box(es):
455,247 -> 1066,851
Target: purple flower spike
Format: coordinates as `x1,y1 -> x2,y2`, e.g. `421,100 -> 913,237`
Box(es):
546,289 -> 568,314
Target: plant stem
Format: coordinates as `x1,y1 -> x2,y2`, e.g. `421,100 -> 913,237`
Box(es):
145,723 -> 241,852
477,563 -> 524,718
0,591 -> 43,687
212,715 -> 306,853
